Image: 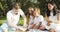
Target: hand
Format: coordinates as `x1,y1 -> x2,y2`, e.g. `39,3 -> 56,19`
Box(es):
29,25 -> 34,29
29,24 -> 35,29
18,26 -> 27,31
34,24 -> 40,29
47,22 -> 51,26
39,26 -> 45,30
47,20 -> 51,26
23,24 -> 28,28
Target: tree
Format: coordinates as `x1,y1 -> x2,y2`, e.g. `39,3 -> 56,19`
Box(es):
0,0 -> 60,17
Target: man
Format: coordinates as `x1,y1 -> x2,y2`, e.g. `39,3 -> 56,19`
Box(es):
1,3 -> 27,32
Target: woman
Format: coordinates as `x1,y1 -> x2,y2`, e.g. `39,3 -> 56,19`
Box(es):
45,1 -> 59,32
0,3 -> 27,32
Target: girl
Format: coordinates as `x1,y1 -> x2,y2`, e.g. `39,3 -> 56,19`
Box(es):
45,1 -> 59,32
27,7 -> 35,32
33,7 -> 46,32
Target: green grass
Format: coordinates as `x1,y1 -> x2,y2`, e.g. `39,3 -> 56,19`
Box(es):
0,17 -> 24,26
0,20 -> 6,25
0,16 -> 6,20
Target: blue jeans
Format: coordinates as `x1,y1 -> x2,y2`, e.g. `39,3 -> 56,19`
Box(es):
0,22 -> 16,32
0,27 -> 3,32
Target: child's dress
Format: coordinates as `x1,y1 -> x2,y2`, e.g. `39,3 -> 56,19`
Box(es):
28,16 -> 34,29
27,15 -> 34,32
33,15 -> 47,32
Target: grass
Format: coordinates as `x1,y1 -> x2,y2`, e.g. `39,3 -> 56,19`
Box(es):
0,16 -> 26,32
0,16 -> 24,26
0,20 -> 6,25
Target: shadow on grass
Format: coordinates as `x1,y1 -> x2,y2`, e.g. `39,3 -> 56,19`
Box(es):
0,16 -> 6,20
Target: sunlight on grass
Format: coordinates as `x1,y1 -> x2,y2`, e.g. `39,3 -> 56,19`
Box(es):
0,20 -> 6,25
0,17 -> 24,26
18,20 -> 24,26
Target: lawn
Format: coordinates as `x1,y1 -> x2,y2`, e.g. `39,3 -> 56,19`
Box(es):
0,16 -> 24,26
0,16 -> 26,32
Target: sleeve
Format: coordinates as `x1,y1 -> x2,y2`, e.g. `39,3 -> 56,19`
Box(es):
7,12 -> 19,28
39,15 -> 44,22
7,12 -> 12,23
19,9 -> 24,16
35,15 -> 44,25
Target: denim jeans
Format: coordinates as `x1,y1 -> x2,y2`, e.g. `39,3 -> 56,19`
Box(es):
0,22 -> 17,32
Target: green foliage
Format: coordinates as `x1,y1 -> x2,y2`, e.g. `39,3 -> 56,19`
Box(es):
0,0 -> 60,17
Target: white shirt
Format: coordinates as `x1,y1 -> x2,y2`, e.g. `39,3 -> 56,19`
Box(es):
28,16 -> 34,29
49,12 -> 57,23
34,15 -> 44,25
7,9 -> 24,25
29,16 -> 34,25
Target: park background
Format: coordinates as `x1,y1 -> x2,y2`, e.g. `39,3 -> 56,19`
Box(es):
0,0 -> 60,26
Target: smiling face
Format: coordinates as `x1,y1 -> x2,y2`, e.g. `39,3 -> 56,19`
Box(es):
48,3 -> 54,11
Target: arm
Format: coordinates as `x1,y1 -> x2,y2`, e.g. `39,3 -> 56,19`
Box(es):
7,13 -> 27,31
45,13 -> 51,26
29,23 -> 35,29
34,15 -> 43,29
34,22 -> 41,29
57,12 -> 60,21
20,9 -> 27,27
21,14 -> 27,27
7,13 -> 20,29
26,15 -> 29,25
45,13 -> 49,21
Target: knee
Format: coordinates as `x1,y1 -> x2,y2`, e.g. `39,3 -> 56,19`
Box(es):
49,28 -> 55,32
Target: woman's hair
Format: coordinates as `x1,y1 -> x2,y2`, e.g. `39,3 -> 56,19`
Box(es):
46,1 -> 58,17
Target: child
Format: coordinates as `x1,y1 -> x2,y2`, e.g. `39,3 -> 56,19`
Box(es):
33,7 -> 46,32
27,7 -> 35,32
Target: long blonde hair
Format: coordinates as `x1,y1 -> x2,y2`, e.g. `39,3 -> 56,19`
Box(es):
34,7 -> 40,17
